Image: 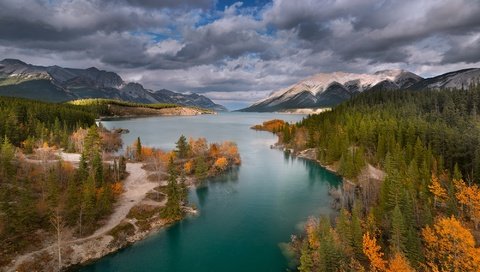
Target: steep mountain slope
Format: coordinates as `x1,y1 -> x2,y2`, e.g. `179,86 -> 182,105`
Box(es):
242,69 -> 423,112
410,68 -> 480,90
242,68 -> 480,112
0,59 -> 226,111
151,89 -> 227,111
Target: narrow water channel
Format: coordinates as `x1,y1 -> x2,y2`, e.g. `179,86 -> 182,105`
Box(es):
80,112 -> 341,272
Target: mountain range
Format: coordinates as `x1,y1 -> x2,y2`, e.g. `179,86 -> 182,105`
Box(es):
0,59 -> 227,111
241,68 -> 480,112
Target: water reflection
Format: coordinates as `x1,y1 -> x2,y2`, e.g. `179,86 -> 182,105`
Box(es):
195,186 -> 209,207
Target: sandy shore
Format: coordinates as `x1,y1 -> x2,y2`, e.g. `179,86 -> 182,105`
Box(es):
7,154 -> 163,272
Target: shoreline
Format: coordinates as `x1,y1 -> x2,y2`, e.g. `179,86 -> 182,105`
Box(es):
271,144 -> 384,206
6,150 -> 239,272
97,108 -> 215,121
6,155 -> 199,272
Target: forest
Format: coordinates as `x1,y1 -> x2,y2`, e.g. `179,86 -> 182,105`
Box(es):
0,96 -> 241,269
68,98 -> 180,117
277,85 -> 480,271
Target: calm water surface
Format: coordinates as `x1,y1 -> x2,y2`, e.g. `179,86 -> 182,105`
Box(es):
80,112 -> 341,272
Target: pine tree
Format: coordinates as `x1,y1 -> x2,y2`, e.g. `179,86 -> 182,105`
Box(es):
0,136 -> 15,179
351,202 -> 365,261
195,156 -> 208,181
164,157 -> 182,219
179,169 -> 188,203
135,137 -> 142,161
175,135 -> 189,159
92,152 -> 104,187
389,205 -> 407,254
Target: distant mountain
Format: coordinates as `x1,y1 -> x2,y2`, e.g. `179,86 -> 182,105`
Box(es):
410,68 -> 480,90
241,69 -> 423,112
0,59 -> 227,111
151,89 -> 227,112
242,68 -> 480,112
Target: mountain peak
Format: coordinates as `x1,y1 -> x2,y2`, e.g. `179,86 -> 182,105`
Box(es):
0,58 -> 227,111
242,69 -> 424,112
86,67 -> 100,72
0,58 -> 27,66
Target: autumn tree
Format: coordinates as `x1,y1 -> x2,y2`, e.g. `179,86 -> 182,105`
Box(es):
454,179 -> 480,229
428,173 -> 447,207
386,252 -> 415,272
213,157 -> 228,171
363,232 -> 386,272
422,216 -> 480,271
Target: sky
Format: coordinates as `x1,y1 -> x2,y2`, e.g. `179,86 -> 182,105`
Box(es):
1,0 -> 480,110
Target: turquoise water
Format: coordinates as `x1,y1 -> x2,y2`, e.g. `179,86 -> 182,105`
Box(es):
80,112 -> 341,272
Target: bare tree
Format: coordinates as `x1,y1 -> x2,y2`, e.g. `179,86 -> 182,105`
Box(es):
148,151 -> 164,200
50,208 -> 65,271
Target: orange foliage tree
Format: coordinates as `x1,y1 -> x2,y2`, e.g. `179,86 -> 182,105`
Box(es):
387,252 -> 415,272
189,137 -> 208,156
213,157 -> 228,171
428,174 -> 448,207
454,179 -> 480,229
422,216 -> 480,272
363,232 -> 387,272
184,160 -> 194,174
363,232 -> 415,272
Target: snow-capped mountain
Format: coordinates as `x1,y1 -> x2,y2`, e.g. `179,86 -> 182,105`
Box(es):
411,68 -> 480,90
242,69 -> 423,112
0,58 -> 227,111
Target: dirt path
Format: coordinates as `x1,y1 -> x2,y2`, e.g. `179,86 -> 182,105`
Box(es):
90,163 -> 157,237
8,155 -> 159,272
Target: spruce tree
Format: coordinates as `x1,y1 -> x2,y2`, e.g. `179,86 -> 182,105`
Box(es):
135,137 -> 142,161
195,156 -> 208,181
389,205 -> 407,254
175,135 -> 189,159
165,157 -> 182,219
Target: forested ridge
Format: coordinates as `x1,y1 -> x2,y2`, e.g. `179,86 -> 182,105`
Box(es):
68,98 -> 180,117
279,86 -> 480,271
0,96 -> 95,147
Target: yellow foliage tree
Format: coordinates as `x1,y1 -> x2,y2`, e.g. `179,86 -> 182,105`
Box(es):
305,217 -> 320,249
213,157 -> 228,171
422,216 -> 480,271
363,232 -> 386,272
454,179 -> 480,229
386,252 -> 415,272
455,179 -> 469,216
429,174 -> 448,207
184,160 -> 194,174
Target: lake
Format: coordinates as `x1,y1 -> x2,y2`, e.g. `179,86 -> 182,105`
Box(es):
80,112 -> 341,272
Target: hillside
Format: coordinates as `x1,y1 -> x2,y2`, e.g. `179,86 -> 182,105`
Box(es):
0,59 -> 227,111
68,98 -> 212,117
241,68 -> 480,112
268,85 -> 480,271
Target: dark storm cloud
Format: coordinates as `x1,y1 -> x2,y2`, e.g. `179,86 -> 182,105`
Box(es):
118,0 -> 212,9
1,0 -> 480,104
264,0 -> 480,63
0,0 -> 170,42
442,35 -> 480,64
